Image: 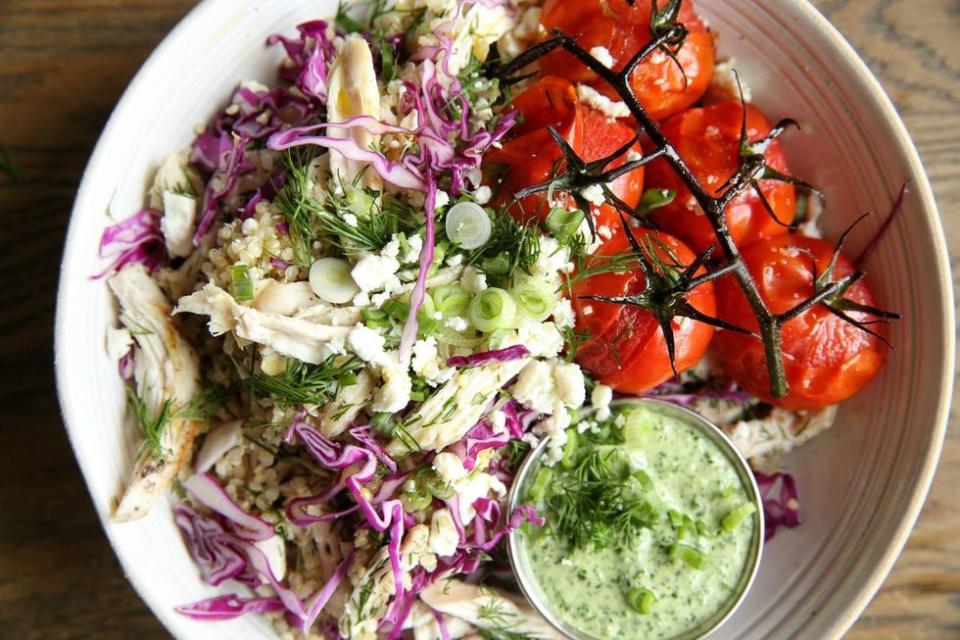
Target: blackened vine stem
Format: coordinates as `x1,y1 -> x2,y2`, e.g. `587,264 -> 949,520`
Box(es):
493,24 -> 805,397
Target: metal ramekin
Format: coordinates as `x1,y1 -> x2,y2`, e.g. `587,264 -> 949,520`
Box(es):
507,398 -> 765,640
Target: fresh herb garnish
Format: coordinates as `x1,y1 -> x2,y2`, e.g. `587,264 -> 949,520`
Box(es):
250,356 -> 364,406
126,386 -> 175,461
465,207 -> 540,286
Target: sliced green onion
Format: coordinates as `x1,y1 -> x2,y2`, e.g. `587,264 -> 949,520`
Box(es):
445,201 -> 492,250
481,253 -> 511,276
721,502 -> 757,532
401,489 -> 433,511
635,188 -> 676,217
545,207 -> 585,239
344,185 -> 375,216
361,309 -> 391,329
433,328 -> 484,348
469,288 -> 517,333
426,475 -> 455,500
338,373 -> 358,386
670,543 -> 707,569
231,264 -> 254,302
528,468 -> 552,503
309,257 -> 359,304
560,428 -> 580,468
509,278 -> 556,322
626,587 -> 656,615
433,285 -> 471,317
622,408 -> 655,447
428,241 -> 447,278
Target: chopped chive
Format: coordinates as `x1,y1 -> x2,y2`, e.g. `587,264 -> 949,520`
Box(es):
721,502 -> 757,532
529,467 -> 552,502
670,543 -> 707,569
626,587 -> 656,615
231,264 -> 254,301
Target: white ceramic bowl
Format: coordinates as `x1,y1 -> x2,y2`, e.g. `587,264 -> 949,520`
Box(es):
54,1 -> 954,638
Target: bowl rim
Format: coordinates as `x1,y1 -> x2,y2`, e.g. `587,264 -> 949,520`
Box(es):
52,0 -> 955,638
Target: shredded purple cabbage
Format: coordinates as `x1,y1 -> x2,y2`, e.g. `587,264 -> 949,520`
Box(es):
644,380 -> 753,407
755,471 -> 801,541
447,401 -> 530,471
447,345 -> 530,369
183,473 -> 275,542
193,133 -> 253,246
268,21 -> 337,103
175,594 -> 285,621
93,209 -> 165,278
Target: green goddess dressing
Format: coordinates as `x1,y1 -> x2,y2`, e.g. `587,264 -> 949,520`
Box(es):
515,401 -> 761,640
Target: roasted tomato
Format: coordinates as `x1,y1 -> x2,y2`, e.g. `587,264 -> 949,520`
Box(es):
645,100 -> 798,253
539,0 -> 715,121
572,230 -> 715,394
712,235 -> 890,410
487,77 -> 644,240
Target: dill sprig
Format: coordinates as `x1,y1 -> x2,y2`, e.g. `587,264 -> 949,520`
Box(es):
274,148 -> 320,267
476,597 -> 536,640
126,386 -> 175,461
542,446 -> 662,551
250,356 -> 364,406
465,207 -> 541,285
275,149 -> 422,262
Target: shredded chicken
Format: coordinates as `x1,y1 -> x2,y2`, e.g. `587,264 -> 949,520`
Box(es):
108,264 -> 201,521
420,579 -> 563,639
340,525 -> 431,640
385,359 -> 528,456
176,282 -> 353,364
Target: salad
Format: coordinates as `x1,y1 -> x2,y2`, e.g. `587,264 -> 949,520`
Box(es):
97,0 -> 900,638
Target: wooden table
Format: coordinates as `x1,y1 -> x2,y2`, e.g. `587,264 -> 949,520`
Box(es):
0,1 -> 955,637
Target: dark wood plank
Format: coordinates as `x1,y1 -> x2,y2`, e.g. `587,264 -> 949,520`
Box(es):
0,0 -> 955,638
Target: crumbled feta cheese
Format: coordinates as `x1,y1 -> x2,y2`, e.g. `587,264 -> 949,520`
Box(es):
433,452 -> 468,484
512,360 -> 557,414
428,508 -> 459,558
434,190 -> 450,209
553,299 -> 575,329
411,337 -> 450,384
348,324 -> 388,365
456,471 -> 506,523
371,360 -> 412,412
589,46 -> 615,69
489,409 -> 508,435
473,185 -> 492,205
576,84 -> 631,119
709,59 -> 752,103
160,191 -> 198,258
516,319 -> 565,358
403,235 -> 424,264
444,316 -> 469,332
598,225 -> 614,240
581,184 -> 606,207
626,149 -> 643,162
591,384 -> 613,421
553,362 -> 586,408
353,291 -> 371,307
534,401 -> 572,465
583,305 -> 595,316
351,254 -> 401,292
343,212 -> 359,227
460,266 -> 488,293
445,253 -> 464,267
382,236 -> 401,259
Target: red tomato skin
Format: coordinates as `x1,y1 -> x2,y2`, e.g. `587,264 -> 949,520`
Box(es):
712,235 -> 888,410
487,77 -> 584,223
572,229 -> 716,393
645,101 -> 797,253
486,78 -> 644,248
540,0 -> 716,122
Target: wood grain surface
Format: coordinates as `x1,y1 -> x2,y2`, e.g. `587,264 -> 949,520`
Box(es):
0,1 -> 955,638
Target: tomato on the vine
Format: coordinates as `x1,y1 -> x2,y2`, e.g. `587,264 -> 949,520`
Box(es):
645,100 -> 798,253
486,77 -> 644,241
712,235 -> 890,410
539,0 -> 716,122
571,229 -> 716,394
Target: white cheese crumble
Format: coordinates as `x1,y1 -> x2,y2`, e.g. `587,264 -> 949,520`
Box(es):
576,84 -> 631,119
581,184 -> 606,207
473,185 -> 492,205
428,508 -> 459,558
160,191 -> 198,259
591,384 -> 614,421
343,212 -> 359,227
460,266 -> 488,293
434,190 -> 450,209
351,254 -> 401,293
348,324 -> 388,365
433,452 -> 468,484
589,46 -> 615,69
553,362 -> 586,408
444,316 -> 469,332
552,299 -> 575,329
